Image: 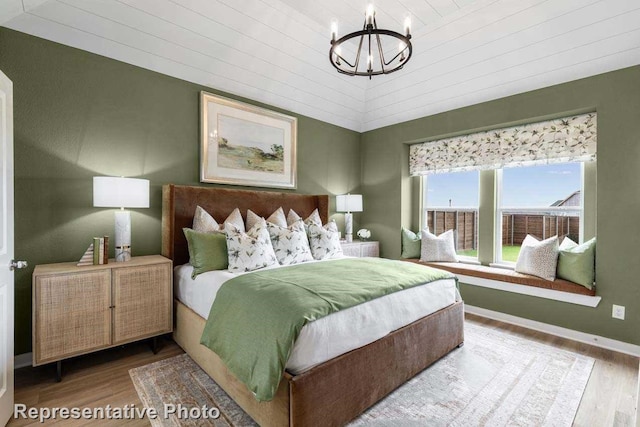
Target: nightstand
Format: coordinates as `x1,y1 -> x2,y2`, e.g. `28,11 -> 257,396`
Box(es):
32,255 -> 172,380
341,240 -> 380,258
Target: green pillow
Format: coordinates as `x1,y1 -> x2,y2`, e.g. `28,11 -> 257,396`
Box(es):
401,227 -> 422,259
557,237 -> 596,289
183,228 -> 229,279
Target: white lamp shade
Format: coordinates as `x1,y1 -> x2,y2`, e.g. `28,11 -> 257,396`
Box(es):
93,176 -> 150,208
336,194 -> 363,213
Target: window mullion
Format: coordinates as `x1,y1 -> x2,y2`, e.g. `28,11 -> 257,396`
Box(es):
478,169 -> 497,265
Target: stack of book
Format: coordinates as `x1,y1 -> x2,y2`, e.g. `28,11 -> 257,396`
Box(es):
77,236 -> 109,266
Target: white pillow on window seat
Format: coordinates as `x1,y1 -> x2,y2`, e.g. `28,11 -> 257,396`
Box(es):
515,235 -> 559,281
420,229 -> 458,263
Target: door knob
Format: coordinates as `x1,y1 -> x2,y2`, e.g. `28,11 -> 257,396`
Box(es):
9,260 -> 28,271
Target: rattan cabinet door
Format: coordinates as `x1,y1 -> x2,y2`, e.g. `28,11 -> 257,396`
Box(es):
34,270 -> 111,365
112,263 -> 172,345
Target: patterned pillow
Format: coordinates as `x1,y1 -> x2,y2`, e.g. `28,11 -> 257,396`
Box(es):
193,206 -> 221,233
267,220 -> 313,266
225,218 -> 278,273
420,229 -> 458,262
515,235 -> 559,281
247,207 -> 287,230
287,208 -> 322,227
308,221 -> 343,260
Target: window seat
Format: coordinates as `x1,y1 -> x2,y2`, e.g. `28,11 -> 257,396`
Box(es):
402,259 -> 596,297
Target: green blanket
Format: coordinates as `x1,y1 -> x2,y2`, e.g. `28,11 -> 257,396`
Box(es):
200,257 -> 456,401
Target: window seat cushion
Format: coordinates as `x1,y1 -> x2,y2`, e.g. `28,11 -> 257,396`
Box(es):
402,259 -> 596,296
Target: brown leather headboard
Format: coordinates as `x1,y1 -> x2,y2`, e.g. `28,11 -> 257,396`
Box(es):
162,185 -> 329,266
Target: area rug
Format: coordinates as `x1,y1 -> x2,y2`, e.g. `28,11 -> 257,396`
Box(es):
130,322 -> 594,426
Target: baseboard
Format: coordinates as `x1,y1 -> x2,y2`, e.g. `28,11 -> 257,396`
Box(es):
465,304 -> 640,358
14,352 -> 32,369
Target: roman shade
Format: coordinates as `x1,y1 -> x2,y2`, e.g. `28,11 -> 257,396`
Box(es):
409,113 -> 596,175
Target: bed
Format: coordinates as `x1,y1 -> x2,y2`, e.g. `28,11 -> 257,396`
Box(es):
162,184 -> 464,427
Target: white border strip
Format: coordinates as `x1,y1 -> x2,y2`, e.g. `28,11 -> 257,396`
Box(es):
465,304 -> 640,358
458,274 -> 601,308
14,352 -> 32,369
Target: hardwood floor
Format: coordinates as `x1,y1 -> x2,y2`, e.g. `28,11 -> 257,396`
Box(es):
9,338 -> 183,426
9,316 -> 639,426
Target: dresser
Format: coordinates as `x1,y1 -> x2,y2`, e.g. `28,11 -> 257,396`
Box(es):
341,240 -> 380,258
32,255 -> 172,378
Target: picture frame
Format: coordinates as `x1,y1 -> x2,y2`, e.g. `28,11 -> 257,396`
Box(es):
200,92 -> 297,189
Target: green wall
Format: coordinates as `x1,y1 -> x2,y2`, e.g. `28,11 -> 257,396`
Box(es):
361,65 -> 640,345
2,25 -> 639,354
0,28 -> 361,355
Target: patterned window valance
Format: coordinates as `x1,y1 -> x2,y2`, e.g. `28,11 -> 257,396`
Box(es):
409,113 -> 597,175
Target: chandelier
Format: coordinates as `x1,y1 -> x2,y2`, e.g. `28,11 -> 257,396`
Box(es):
329,4 -> 412,79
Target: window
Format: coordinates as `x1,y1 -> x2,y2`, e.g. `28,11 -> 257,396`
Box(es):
421,163 -> 589,266
496,162 -> 583,264
423,171 -> 479,259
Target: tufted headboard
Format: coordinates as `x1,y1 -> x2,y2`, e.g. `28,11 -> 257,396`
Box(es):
162,184 -> 329,266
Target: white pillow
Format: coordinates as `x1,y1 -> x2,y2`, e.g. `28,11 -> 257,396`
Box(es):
287,208 -> 322,227
420,229 -> 458,262
223,208 -> 245,233
193,206 -> 220,233
193,206 -> 245,233
267,219 -> 313,266
225,218 -> 278,273
515,235 -> 559,281
308,222 -> 343,260
247,207 -> 287,230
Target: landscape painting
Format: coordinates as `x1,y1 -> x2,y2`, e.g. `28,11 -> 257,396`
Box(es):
200,92 -> 297,189
216,115 -> 285,173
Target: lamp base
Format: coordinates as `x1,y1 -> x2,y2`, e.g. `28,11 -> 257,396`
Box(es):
115,245 -> 131,262
344,212 -> 353,243
114,210 -> 132,263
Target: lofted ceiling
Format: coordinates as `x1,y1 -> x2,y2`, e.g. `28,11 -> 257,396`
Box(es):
2,0 -> 640,132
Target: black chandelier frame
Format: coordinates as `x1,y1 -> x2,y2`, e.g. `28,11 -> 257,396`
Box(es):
329,16 -> 413,79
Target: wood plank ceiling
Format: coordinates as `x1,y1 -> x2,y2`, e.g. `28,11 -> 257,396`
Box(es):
2,0 -> 639,132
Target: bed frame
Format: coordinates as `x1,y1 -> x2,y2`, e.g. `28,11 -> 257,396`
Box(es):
162,184 -> 464,426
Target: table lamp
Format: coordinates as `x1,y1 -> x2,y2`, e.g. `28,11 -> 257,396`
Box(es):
93,176 -> 150,262
336,194 -> 363,243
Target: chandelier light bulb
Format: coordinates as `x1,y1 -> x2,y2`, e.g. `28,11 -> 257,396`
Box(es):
366,4 -> 375,26
404,16 -> 411,36
331,21 -> 338,42
367,54 -> 373,69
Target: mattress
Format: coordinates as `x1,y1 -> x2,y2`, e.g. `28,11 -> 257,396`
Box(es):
174,259 -> 459,374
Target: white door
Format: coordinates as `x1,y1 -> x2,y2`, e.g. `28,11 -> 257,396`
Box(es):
0,70 -> 14,426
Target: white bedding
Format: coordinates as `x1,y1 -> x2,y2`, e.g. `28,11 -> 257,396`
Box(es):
174,259 -> 459,374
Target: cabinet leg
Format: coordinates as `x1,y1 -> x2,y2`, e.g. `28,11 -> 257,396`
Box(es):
150,336 -> 160,354
55,361 -> 62,382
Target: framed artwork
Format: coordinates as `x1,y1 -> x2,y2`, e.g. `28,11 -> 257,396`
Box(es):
200,92 -> 297,189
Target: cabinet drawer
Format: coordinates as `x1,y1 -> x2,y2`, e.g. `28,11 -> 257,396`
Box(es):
112,263 -> 172,344
34,270 -> 111,365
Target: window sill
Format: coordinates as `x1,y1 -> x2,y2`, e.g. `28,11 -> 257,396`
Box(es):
489,262 -> 515,270
402,259 -> 600,308
458,257 -> 481,266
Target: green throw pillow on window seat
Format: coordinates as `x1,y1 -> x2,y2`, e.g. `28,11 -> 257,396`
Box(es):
557,237 -> 596,290
400,227 -> 422,259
